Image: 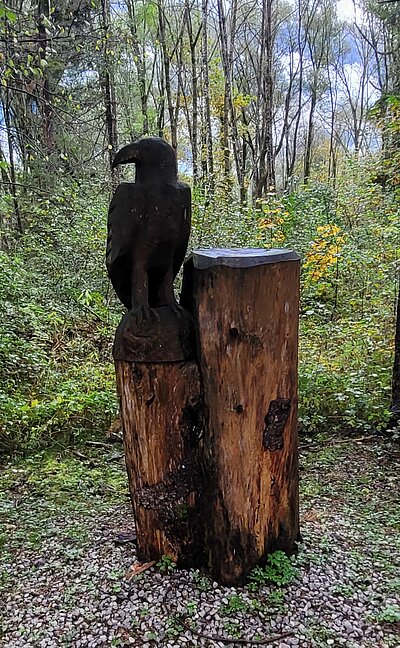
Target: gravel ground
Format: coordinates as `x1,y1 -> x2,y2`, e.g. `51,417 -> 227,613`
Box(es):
0,438 -> 399,648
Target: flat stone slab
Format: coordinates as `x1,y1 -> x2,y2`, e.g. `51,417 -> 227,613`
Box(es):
190,248 -> 300,269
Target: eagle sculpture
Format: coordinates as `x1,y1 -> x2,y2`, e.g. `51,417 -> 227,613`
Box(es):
106,137 -> 191,312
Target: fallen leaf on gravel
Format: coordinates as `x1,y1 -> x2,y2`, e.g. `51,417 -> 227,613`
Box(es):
125,560 -> 156,580
303,509 -> 321,523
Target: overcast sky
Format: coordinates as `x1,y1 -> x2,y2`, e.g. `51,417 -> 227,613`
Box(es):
337,0 -> 357,22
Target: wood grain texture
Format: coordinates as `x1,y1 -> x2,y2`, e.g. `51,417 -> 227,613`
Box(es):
188,259 -> 300,584
115,360 -> 203,566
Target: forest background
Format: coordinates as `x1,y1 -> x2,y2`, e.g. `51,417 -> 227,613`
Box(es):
0,0 -> 398,455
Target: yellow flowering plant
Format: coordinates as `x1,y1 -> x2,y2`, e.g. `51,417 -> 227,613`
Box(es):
256,195 -> 290,247
303,224 -> 346,283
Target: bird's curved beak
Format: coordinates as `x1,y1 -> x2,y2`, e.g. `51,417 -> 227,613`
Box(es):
112,143 -> 140,169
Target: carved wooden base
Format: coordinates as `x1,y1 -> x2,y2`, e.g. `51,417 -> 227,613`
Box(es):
113,249 -> 300,585
113,305 -> 195,363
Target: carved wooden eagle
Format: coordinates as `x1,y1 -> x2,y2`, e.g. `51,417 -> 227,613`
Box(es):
106,137 -> 191,311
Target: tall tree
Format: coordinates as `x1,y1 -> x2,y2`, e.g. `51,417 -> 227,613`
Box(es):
201,0 -> 214,192
126,0 -> 150,135
303,0 -> 333,184
255,0 -> 276,198
101,0 -> 119,186
184,0 -> 201,184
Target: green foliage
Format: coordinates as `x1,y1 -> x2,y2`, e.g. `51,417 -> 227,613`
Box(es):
295,164 -> 398,434
0,182 -> 120,454
185,600 -> 197,616
190,159 -> 399,437
370,94 -> 400,197
267,589 -> 286,608
0,146 -> 398,453
191,569 -> 212,592
165,614 -> 183,638
374,606 -> 400,624
0,448 -> 126,506
156,555 -> 176,572
220,594 -> 264,617
0,4 -> 16,22
248,551 -> 297,590
223,620 -> 243,638
0,447 -> 127,573
332,584 -> 355,598
221,594 -> 248,615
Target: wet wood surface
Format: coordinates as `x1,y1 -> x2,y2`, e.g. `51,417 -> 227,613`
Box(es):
183,254 -> 300,584
115,360 -> 203,566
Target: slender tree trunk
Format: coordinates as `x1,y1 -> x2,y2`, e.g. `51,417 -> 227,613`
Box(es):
217,0 -> 248,201
158,0 -> 177,151
256,0 -> 275,199
264,0 -> 275,193
101,0 -> 119,187
157,40 -> 166,138
253,0 -> 265,196
201,0 -> 214,192
217,0 -> 232,184
304,88 -> 316,184
240,130 -> 248,206
221,91 -> 231,181
286,0 -> 305,184
185,4 -> 200,184
327,62 -> 337,183
127,0 -> 149,134
1,12 -> 22,233
2,97 -> 22,233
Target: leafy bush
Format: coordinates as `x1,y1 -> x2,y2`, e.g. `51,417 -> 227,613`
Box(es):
191,161 -> 398,436
375,605 -> 400,624
0,157 -> 398,453
0,183 -> 120,454
248,551 -> 297,590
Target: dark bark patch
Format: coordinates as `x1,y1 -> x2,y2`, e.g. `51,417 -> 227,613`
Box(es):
263,398 -> 291,451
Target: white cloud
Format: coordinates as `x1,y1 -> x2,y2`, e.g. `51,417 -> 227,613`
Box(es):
337,0 -> 357,22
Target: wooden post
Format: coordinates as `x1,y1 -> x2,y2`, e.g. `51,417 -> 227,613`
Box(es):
182,248 -> 300,585
115,357 -> 203,566
114,308 -> 203,567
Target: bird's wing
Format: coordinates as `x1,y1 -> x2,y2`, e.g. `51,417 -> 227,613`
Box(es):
106,182 -> 146,308
106,182 -> 145,267
173,182 -> 192,278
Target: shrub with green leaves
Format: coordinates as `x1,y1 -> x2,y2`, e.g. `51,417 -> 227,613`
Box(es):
0,183 -> 120,454
190,160 -> 398,436
248,550 -> 297,590
1,155 -> 398,453
374,606 -> 400,624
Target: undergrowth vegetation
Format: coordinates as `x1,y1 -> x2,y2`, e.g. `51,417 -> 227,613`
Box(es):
0,181 -> 120,453
0,159 -> 398,454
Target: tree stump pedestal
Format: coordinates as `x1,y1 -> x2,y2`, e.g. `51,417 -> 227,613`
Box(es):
114,307 -> 203,566
182,248 -> 300,584
114,248 -> 300,584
